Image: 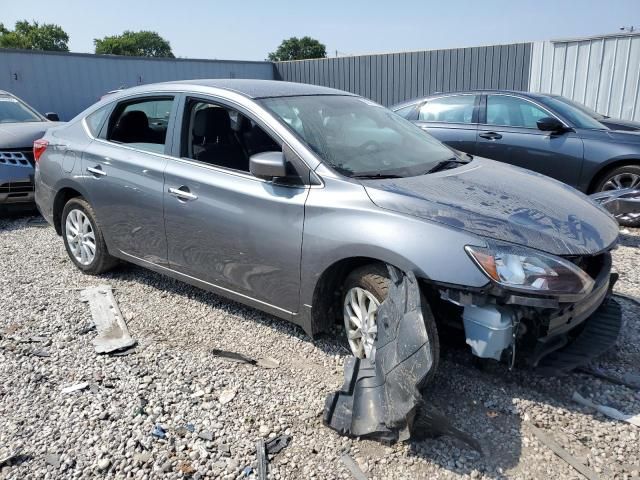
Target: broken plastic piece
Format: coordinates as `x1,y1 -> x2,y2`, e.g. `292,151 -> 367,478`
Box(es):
529,424 -> 599,480
0,450 -> 20,468
211,349 -> 279,369
211,349 -> 256,364
61,382 -> 89,394
255,439 -> 267,480
80,285 -> 137,354
572,391 -> 640,427
590,188 -> 640,217
340,454 -> 368,480
324,267 -> 434,443
265,435 -> 291,455
151,425 -> 167,439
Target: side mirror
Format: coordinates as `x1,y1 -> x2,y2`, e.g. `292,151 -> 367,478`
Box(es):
45,112 -> 60,122
249,151 -> 287,181
537,116 -> 565,132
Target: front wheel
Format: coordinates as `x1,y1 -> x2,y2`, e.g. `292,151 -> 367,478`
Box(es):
342,264 -> 440,383
61,197 -> 118,274
594,164 -> 640,227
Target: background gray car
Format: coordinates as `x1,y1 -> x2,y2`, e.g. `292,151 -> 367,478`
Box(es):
0,90 -> 60,212
393,91 -> 640,226
35,80 -> 620,376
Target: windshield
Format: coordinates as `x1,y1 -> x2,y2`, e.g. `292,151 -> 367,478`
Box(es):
553,96 -> 606,120
0,95 -> 42,123
537,96 -> 606,130
259,95 -> 458,178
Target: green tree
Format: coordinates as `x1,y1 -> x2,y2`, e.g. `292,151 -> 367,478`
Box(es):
267,36 -> 326,61
0,20 -> 69,51
94,31 -> 174,58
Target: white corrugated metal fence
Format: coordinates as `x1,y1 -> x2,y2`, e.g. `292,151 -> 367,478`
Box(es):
530,33 -> 640,121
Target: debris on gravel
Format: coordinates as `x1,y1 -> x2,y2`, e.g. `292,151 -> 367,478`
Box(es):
1,215 -> 639,479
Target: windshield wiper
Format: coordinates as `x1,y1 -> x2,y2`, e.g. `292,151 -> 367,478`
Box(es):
351,173 -> 404,179
425,157 -> 469,174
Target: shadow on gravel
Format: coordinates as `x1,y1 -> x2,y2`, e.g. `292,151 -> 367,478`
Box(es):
0,211 -> 44,232
88,254 -> 640,479
619,229 -> 640,248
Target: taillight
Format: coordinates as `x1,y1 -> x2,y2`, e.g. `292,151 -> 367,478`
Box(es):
33,139 -> 49,163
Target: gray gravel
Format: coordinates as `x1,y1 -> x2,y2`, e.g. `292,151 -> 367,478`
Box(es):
1,215 -> 639,479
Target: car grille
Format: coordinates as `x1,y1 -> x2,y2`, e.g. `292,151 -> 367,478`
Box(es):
0,150 -> 34,167
0,181 -> 34,197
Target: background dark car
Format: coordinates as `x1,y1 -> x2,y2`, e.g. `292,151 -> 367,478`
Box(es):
0,90 -> 60,212
392,90 -> 640,225
552,95 -> 640,132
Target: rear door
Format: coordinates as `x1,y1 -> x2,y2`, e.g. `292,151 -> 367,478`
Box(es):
81,94 -> 177,264
476,94 -> 584,187
413,94 -> 480,154
162,95 -> 308,314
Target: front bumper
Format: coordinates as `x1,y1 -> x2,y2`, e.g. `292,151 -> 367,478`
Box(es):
535,298 -> 622,375
0,153 -> 35,206
437,251 -> 621,372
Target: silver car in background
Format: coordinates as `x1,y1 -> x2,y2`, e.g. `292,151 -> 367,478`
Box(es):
0,90 -> 60,211
35,80 -> 621,376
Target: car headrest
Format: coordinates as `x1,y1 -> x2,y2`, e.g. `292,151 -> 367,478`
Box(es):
117,110 -> 149,133
194,108 -> 231,138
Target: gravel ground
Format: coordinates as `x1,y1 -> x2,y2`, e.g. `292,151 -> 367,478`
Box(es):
0,215 -> 639,480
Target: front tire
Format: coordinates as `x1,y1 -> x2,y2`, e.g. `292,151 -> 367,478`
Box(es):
594,164 -> 640,227
61,197 -> 118,274
342,264 -> 440,383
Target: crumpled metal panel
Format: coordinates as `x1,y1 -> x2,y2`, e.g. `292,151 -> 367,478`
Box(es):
363,157 -> 619,256
323,267 -> 433,443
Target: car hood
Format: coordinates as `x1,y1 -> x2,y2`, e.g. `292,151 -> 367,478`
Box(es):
361,157 -> 619,256
0,121 -> 61,149
601,118 -> 640,132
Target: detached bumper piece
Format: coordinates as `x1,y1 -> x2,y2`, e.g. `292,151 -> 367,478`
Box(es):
536,298 -> 622,375
324,267 -> 478,447
590,188 -> 640,217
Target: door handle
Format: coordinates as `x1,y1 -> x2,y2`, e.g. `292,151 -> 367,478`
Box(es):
87,166 -> 106,176
168,186 -> 198,201
479,132 -> 502,140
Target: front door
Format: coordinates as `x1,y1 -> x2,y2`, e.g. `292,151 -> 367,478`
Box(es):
163,96 -> 308,313
82,95 -> 177,263
476,94 -> 584,187
413,94 -> 479,154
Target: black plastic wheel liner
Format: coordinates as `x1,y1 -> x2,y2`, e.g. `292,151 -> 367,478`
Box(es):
323,266 -> 434,443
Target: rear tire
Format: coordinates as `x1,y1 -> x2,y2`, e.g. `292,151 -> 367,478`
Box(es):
594,164 -> 640,227
61,197 -> 118,274
342,264 -> 440,384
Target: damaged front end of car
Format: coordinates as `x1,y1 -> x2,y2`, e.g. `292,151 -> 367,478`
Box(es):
432,240 -> 622,374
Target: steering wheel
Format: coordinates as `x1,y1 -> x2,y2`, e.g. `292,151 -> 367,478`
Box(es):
358,140 -> 381,153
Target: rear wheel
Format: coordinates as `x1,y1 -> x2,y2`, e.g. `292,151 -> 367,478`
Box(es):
594,164 -> 640,227
342,264 -> 440,382
61,197 -> 118,274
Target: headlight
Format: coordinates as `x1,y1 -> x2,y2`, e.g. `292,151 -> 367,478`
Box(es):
465,242 -> 594,295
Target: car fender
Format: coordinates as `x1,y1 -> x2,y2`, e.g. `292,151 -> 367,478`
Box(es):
297,176 -> 490,335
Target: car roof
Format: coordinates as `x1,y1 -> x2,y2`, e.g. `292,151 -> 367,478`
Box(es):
391,89 -> 553,109
128,79 -> 356,100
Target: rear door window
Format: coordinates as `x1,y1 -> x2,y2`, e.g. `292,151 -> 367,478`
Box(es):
104,97 -> 175,154
418,95 -> 476,123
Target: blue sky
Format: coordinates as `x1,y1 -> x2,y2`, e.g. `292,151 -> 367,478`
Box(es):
2,0 -> 639,60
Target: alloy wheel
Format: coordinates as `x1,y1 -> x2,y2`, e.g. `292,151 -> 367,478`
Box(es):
65,209 -> 96,265
343,286 -> 380,360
